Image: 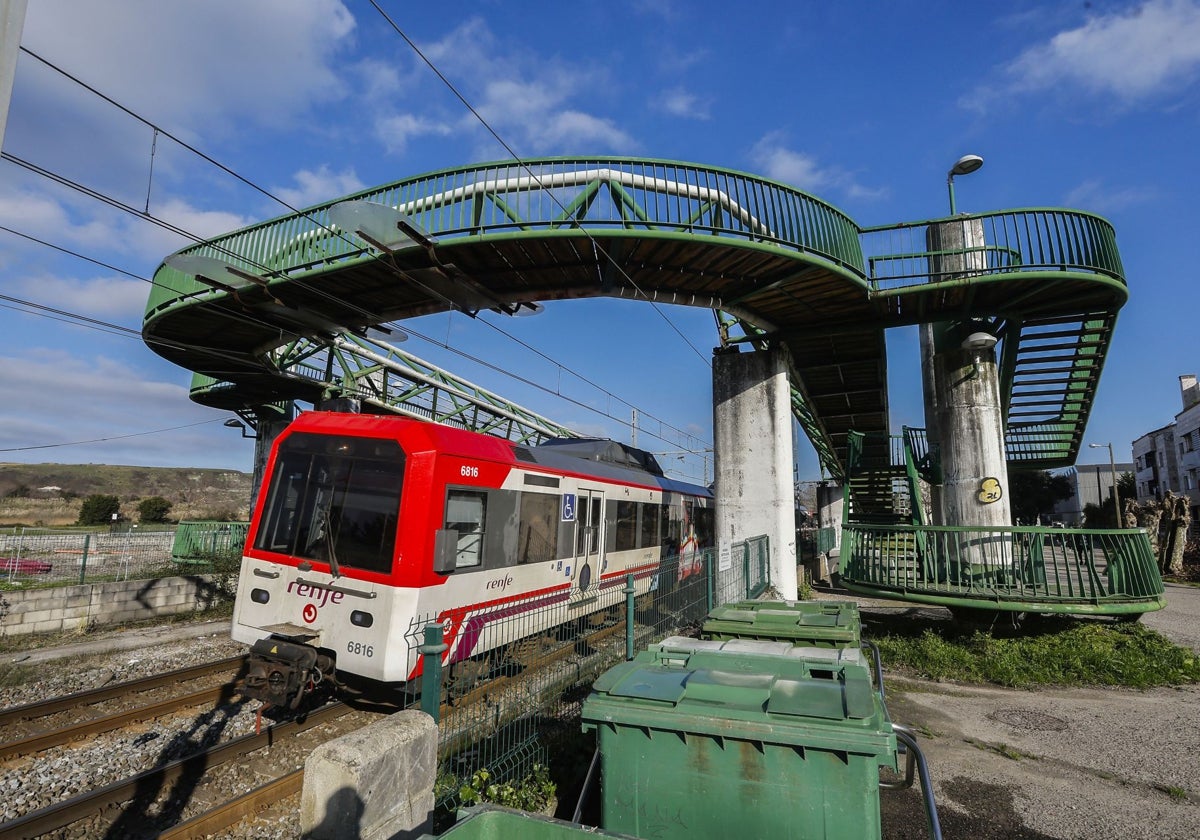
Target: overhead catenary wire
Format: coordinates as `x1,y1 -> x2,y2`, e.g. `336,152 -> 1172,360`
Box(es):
7,42 -> 714,458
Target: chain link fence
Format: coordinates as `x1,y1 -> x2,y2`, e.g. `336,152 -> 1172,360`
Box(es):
0,521 -> 249,589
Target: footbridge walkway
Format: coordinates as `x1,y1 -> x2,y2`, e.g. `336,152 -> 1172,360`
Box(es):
143,156 -> 1161,616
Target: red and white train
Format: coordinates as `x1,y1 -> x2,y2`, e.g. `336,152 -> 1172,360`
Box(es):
232,411 -> 714,708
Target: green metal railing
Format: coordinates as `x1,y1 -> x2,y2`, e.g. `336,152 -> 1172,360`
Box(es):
840,523 -> 1165,616
169,520 -> 250,567
145,157 -> 868,323
860,209 -> 1126,292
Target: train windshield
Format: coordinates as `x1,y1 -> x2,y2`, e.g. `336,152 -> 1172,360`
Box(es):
254,432 -> 404,575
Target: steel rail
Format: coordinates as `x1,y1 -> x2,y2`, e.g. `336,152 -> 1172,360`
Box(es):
0,654 -> 246,727
0,701 -> 348,839
0,683 -> 238,761
157,768 -> 305,840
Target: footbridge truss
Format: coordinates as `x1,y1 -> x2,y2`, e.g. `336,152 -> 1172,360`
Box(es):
143,157 -> 1130,478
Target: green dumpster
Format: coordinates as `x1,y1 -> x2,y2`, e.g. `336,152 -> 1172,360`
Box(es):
582,647 -> 898,840
427,804 -> 642,839
702,600 -> 861,648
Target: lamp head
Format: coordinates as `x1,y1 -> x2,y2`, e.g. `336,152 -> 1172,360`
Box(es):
961,331 -> 997,351
949,154 -> 984,178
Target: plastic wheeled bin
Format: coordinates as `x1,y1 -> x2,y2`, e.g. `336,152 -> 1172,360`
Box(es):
581,647 -> 898,840
702,599 -> 861,648
425,804 -> 643,839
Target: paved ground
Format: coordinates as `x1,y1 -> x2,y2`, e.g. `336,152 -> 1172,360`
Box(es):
813,583 -> 1200,839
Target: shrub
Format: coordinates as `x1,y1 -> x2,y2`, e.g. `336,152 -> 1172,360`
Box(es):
78,494 -> 121,525
137,496 -> 173,523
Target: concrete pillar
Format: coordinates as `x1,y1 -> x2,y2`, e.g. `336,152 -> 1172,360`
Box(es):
713,346 -> 798,598
301,710 -> 437,840
816,481 -> 844,578
922,219 -> 1012,565
0,0 -> 27,151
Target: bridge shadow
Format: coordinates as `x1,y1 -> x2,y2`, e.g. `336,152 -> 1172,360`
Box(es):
102,658 -> 250,839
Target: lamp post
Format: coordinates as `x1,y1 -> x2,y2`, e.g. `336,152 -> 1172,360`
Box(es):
1089,442 -> 1120,524
947,154 -> 984,215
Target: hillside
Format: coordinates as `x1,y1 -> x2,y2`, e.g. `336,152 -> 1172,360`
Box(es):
0,462 -> 255,526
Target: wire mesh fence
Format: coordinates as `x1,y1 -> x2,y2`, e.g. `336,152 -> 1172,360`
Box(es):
418,535 -> 771,814
0,521 -> 249,589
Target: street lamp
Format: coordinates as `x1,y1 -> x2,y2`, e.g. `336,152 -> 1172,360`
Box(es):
1089,442 -> 1120,524
947,154 -> 984,215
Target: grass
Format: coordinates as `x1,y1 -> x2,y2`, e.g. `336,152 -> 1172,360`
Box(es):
873,619 -> 1200,688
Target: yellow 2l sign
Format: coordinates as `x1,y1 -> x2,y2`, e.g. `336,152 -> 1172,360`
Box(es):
977,477 -> 1003,504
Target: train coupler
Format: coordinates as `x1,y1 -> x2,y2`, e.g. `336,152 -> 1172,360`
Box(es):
244,637 -> 331,709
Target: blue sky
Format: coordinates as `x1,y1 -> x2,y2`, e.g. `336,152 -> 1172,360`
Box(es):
1,0 -> 1198,483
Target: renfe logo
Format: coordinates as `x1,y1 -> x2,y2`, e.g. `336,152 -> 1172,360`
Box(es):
288,580 -> 345,608
486,574 -> 514,591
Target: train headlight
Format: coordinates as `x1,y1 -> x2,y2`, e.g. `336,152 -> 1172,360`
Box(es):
250,588 -> 271,604
351,610 -> 374,628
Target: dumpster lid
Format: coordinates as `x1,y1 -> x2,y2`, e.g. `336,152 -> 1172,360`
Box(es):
652,636 -> 863,665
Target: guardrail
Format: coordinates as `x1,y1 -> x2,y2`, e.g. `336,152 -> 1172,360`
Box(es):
840,523 -> 1164,616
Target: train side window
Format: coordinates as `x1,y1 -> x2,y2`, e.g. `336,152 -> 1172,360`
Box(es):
638,501 -> 660,549
518,492 -> 558,564
445,489 -> 487,568
613,500 -> 637,552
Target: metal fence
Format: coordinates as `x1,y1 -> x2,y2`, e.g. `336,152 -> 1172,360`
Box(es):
415,535 -> 771,813
0,521 -> 249,589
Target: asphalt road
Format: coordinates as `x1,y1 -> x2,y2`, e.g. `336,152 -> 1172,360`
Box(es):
820,583 -> 1200,839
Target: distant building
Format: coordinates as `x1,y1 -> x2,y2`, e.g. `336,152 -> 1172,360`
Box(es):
1131,374 -> 1200,522
1049,462 -> 1133,526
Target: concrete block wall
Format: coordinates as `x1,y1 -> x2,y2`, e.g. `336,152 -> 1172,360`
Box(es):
0,575 -> 227,637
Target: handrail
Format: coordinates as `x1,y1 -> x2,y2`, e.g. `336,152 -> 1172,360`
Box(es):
891,724 -> 943,840
840,522 -> 1166,615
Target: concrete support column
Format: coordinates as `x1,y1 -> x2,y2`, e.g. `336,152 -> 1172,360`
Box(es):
713,346 -> 798,598
922,219 -> 1012,563
816,481 -> 844,577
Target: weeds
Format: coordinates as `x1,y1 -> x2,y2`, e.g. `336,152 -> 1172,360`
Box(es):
873,621 -> 1200,688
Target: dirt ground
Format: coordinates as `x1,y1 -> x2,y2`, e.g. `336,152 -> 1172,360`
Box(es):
814,584 -> 1200,839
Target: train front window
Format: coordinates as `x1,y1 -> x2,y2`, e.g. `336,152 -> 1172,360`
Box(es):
255,433 -> 404,575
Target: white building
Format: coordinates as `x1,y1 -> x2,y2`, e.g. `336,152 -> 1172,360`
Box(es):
1132,374 -> 1200,522
1050,462 -> 1134,526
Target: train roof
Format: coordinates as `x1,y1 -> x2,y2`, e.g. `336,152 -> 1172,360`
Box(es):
284,412 -> 712,499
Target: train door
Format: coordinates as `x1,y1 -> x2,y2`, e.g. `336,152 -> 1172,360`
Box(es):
572,489 -> 605,594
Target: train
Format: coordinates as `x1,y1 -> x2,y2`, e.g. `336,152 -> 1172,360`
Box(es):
231,410 -> 714,708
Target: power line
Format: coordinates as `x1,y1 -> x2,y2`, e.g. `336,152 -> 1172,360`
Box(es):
0,419 -> 223,453
365,0 -> 713,368
9,43 -> 713,456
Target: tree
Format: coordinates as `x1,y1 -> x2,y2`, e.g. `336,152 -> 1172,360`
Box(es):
137,496 -> 173,523
1008,470 -> 1074,525
78,494 -> 121,525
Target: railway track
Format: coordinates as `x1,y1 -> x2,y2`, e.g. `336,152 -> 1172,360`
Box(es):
0,701 -> 357,839
0,655 -> 247,760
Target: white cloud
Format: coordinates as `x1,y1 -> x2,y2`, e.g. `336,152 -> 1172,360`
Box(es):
10,272 -> 149,322
273,166 -> 366,210
1063,178 -> 1157,214
0,348 -> 248,468
748,133 -> 887,201
991,0 -> 1200,105
374,114 -> 454,156
410,18 -> 636,155
20,0 -> 356,135
659,88 -> 711,120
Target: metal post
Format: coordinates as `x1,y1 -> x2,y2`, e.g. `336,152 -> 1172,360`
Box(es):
79,534 -> 89,585
419,624 -> 447,723
706,551 -> 715,613
624,574 -> 635,661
